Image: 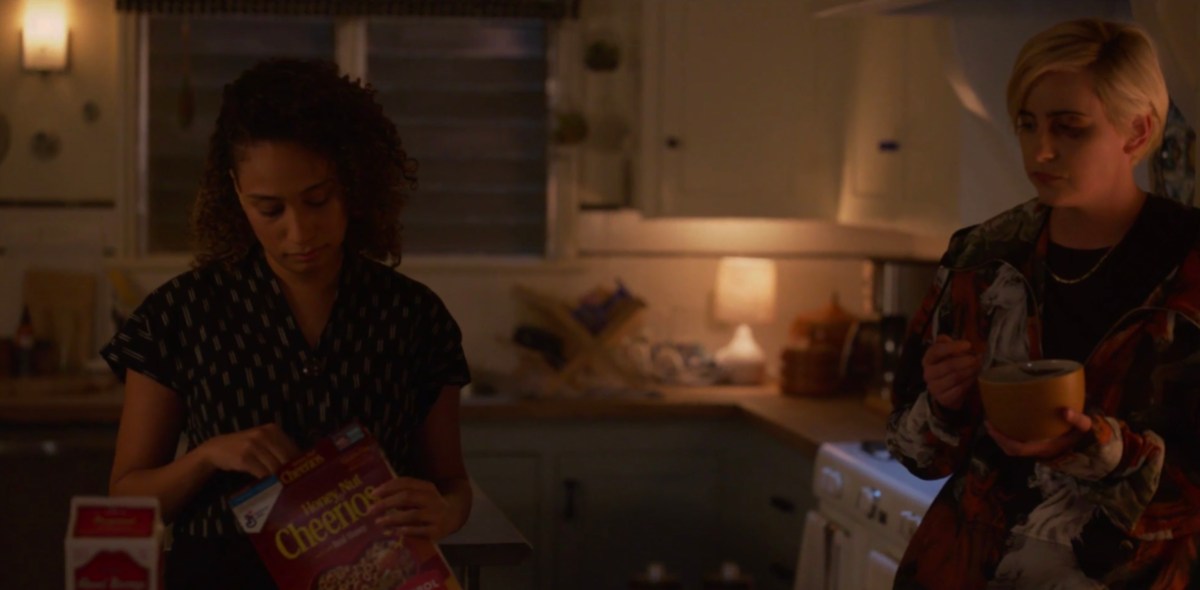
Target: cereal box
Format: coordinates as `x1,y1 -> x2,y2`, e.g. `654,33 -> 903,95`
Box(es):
64,496 -> 164,590
229,423 -> 462,590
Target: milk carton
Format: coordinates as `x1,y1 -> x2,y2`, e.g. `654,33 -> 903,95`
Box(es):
65,496 -> 163,590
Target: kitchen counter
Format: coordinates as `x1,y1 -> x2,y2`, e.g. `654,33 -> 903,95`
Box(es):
463,385 -> 887,456
0,374 -> 124,424
0,379 -> 888,457
442,481 -> 532,587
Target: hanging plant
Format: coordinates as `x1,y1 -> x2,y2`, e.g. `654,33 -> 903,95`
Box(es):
584,40 -> 620,72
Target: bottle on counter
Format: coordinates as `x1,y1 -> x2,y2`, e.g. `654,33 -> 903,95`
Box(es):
629,561 -> 682,590
703,561 -> 754,589
14,306 -> 35,377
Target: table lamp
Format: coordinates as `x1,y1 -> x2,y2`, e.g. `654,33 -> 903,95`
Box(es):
713,257 -> 777,384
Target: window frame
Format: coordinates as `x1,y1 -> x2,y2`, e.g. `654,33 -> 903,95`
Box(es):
116,13 -> 579,270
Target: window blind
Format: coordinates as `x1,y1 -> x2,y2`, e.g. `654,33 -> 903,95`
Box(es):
144,16 -> 336,253
368,18 -> 549,255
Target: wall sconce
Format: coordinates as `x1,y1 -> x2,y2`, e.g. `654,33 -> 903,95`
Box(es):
22,1 -> 69,73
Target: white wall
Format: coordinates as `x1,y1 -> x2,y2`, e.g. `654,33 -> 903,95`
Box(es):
0,0 -> 123,201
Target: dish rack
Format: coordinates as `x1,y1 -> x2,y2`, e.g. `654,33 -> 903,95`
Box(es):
510,284 -> 648,393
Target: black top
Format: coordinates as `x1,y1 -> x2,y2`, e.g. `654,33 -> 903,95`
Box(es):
1042,243 -> 1115,362
102,248 -> 471,540
1042,196 -> 1184,363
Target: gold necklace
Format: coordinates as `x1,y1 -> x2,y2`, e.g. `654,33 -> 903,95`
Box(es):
1047,246 -> 1114,285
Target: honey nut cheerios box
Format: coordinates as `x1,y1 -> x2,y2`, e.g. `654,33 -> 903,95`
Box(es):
65,495 -> 165,590
229,422 -> 462,590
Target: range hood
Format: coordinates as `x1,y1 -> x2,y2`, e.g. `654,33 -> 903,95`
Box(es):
813,0 -> 1191,123
819,0 -> 1198,222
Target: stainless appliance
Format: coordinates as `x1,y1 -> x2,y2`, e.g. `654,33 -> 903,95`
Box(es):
794,441 -> 947,590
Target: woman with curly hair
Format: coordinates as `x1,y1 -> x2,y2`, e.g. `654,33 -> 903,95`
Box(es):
887,19 -> 1199,589
101,59 -> 472,589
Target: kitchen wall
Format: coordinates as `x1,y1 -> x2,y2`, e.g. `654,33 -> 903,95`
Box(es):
0,0 -> 123,368
0,0 -> 124,201
123,256 -> 873,386
0,0 -> 881,385
4,1 -> 1192,386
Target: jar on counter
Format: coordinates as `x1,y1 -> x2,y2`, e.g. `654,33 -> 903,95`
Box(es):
780,293 -> 859,397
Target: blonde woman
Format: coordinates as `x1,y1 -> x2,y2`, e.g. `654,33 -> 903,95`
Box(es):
887,19 -> 1199,589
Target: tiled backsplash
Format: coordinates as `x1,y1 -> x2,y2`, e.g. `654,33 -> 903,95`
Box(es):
0,203 -> 940,391
0,206 -> 120,360
95,254 -> 874,383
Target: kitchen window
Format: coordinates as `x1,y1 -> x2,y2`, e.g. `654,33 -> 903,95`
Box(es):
137,13 -> 553,257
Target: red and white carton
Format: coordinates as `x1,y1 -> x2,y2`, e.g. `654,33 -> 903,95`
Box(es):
65,496 -> 164,590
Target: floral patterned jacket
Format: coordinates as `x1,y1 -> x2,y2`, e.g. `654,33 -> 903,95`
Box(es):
887,196 -> 1200,589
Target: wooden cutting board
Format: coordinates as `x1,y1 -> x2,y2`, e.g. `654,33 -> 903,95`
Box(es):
22,269 -> 96,374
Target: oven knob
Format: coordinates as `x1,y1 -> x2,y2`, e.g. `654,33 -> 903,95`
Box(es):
818,467 -> 844,498
900,510 -> 922,539
857,486 -> 881,517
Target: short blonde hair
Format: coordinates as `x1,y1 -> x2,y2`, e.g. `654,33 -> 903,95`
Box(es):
1006,19 -> 1169,162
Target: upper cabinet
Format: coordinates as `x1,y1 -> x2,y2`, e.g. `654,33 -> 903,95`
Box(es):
636,1 -> 854,219
632,1 -> 963,239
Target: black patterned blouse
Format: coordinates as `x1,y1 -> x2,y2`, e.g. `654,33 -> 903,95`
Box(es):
101,249 -> 471,539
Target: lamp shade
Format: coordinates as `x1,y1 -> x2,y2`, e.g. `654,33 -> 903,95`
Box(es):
22,0 -> 69,72
714,257 -> 777,325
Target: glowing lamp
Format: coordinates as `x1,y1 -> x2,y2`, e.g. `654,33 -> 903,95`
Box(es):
22,1 -> 69,73
713,257 -> 777,384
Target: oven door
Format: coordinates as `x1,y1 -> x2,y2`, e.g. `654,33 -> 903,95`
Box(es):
863,549 -> 900,590
795,510 -> 851,590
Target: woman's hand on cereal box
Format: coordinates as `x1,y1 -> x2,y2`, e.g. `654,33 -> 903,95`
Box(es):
369,477 -> 452,540
198,423 -> 301,479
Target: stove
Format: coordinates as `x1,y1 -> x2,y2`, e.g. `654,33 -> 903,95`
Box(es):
795,441 -> 948,590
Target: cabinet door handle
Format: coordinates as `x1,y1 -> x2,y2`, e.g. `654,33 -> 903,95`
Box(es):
768,562 -> 795,583
562,478 -> 579,521
665,136 -> 681,149
769,495 -> 795,514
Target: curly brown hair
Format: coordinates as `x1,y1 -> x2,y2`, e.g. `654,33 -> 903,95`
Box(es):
190,58 -> 417,268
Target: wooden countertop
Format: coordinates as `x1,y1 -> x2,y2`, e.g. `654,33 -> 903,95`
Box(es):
0,380 -> 888,457
462,385 -> 888,456
0,374 -> 124,424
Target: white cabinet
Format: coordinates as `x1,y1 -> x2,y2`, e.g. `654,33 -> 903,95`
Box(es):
635,1 -> 962,239
462,417 -> 815,590
637,1 -> 856,218
834,17 -> 961,238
